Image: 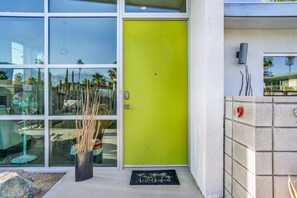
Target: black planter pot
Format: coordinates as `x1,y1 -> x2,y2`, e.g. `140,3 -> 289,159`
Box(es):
75,151 -> 93,182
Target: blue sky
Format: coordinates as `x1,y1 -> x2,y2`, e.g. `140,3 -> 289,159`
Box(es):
265,56 -> 297,76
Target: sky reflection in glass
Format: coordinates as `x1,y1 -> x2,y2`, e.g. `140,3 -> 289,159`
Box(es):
125,0 -> 186,13
49,0 -> 117,13
49,18 -> 117,64
0,0 -> 43,12
0,17 -> 44,65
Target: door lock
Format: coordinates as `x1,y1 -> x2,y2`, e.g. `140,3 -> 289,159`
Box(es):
124,104 -> 130,109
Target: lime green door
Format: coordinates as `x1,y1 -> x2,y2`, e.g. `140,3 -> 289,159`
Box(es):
124,20 -> 188,165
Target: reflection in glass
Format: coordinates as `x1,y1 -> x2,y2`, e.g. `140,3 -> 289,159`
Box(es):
0,120 -> 44,167
0,17 -> 44,65
49,120 -> 117,167
49,18 -> 117,64
49,0 -> 117,13
125,0 -> 186,13
49,68 -> 117,115
264,56 -> 297,96
0,0 -> 43,12
0,68 -> 44,115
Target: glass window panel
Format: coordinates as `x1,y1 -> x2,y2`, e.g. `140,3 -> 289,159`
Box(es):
125,0 -> 186,13
0,0 -> 43,12
0,68 -> 44,115
0,17 -> 44,65
49,18 -> 117,64
49,68 -> 117,116
0,120 -> 44,167
49,120 -> 117,167
264,56 -> 297,96
49,0 -> 117,13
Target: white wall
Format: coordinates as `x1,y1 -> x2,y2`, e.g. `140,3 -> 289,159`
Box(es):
225,29 -> 297,96
190,0 -> 224,197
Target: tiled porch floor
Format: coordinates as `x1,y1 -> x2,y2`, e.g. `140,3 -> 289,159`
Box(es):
44,169 -> 204,198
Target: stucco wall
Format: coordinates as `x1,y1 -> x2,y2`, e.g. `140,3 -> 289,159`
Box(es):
225,29 -> 297,96
190,0 -> 224,197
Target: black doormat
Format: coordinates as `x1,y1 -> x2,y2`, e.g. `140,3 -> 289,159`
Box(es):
130,170 -> 180,185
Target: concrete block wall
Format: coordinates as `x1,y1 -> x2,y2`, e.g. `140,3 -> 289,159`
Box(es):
224,96 -> 297,198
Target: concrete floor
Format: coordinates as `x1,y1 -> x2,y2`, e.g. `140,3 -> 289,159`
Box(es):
44,169 -> 204,198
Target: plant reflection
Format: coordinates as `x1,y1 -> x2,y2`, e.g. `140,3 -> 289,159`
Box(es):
49,67 -> 117,116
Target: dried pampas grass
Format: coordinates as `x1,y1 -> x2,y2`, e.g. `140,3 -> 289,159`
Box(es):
75,86 -> 101,153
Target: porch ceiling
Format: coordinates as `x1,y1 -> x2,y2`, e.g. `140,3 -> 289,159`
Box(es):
225,3 -> 297,17
225,17 -> 297,29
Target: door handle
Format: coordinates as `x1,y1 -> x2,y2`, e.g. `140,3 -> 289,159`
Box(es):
124,104 -> 131,109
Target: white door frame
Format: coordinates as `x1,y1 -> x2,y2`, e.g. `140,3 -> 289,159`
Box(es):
119,0 -> 190,169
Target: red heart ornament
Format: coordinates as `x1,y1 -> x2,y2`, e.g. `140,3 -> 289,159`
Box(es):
237,106 -> 244,118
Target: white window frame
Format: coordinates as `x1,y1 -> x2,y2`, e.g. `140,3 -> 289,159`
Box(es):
0,0 -> 189,172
